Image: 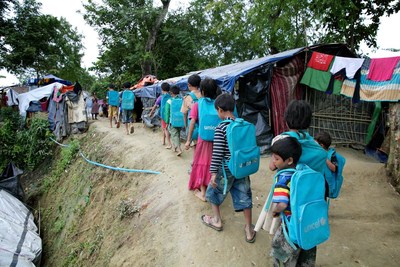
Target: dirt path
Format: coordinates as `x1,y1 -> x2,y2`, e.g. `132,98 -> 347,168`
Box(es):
88,118 -> 400,266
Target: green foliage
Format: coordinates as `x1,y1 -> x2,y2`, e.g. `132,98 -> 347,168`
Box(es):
83,0 -> 201,81
19,118 -> 54,170
53,218 -> 66,234
310,0 -> 400,51
83,0 -> 399,81
0,108 -> 53,171
43,139 -> 79,191
0,0 -> 92,85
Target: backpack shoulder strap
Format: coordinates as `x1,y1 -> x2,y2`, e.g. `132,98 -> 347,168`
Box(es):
278,167 -> 298,251
327,148 -> 335,159
282,131 -> 301,139
189,92 -> 198,101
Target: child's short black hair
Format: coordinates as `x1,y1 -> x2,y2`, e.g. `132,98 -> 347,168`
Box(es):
284,100 -> 312,130
214,93 -> 235,112
170,85 -> 180,95
314,131 -> 332,149
200,78 -> 219,99
161,82 -> 170,92
109,83 -> 115,89
271,137 -> 302,165
188,74 -> 201,88
123,82 -> 131,89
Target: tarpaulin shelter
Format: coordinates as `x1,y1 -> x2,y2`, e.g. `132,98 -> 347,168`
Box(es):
17,82 -> 64,118
12,82 -> 87,140
137,44 -> 394,154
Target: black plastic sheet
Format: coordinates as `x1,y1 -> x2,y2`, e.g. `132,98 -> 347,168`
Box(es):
0,162 -> 24,201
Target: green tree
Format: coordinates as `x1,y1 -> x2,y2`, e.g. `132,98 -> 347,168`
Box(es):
0,0 -> 89,83
310,0 -> 400,52
83,0 -> 200,81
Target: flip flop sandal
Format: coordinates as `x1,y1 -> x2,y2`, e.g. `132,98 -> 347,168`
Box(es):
201,215 -> 222,231
244,225 -> 256,243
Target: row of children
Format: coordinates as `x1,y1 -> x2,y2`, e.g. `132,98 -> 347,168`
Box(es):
106,82 -> 136,135
149,74 -> 203,156
149,76 -> 259,241
150,74 -> 345,265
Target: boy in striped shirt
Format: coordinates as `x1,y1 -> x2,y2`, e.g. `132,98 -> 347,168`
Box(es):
200,93 -> 256,243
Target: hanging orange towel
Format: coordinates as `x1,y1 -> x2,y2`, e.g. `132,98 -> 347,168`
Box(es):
307,52 -> 334,71
367,56 -> 400,81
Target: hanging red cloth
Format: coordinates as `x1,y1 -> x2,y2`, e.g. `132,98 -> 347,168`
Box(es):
307,52 -> 334,71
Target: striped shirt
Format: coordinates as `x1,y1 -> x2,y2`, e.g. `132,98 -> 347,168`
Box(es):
209,119 -> 233,174
272,171 -> 293,217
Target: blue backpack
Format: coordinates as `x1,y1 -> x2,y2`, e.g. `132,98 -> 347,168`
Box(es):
198,97 -> 221,141
108,90 -> 119,107
160,94 -> 171,122
280,164 -> 330,250
170,97 -> 184,127
222,118 -> 260,194
121,90 -> 135,110
283,131 -> 327,173
325,148 -> 346,199
187,92 -> 199,140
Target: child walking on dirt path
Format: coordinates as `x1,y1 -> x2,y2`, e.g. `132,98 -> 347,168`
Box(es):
315,130 -> 344,199
121,82 -> 135,135
268,137 -> 309,266
200,93 -> 257,243
165,85 -> 183,156
272,100 -> 327,173
315,131 -> 338,174
269,99 -> 325,265
91,98 -> 99,120
107,84 -> 119,128
181,74 -> 202,149
149,82 -> 172,148
186,78 -> 221,202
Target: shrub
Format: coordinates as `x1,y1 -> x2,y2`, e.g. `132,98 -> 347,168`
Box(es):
0,108 -> 54,171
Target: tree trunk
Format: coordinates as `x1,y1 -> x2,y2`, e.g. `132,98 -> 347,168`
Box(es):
386,103 -> 400,194
143,0 -> 170,75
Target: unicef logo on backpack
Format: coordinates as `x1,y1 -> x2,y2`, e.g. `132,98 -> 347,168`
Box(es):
304,217 -> 327,233
203,125 -> 216,131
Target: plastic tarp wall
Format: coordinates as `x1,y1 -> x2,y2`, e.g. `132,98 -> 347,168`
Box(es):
236,65 -> 274,154
0,163 -> 24,201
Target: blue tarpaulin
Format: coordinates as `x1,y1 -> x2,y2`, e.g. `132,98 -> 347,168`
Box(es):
135,47 -> 304,98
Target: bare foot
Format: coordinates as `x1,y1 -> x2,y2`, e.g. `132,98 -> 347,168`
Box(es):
194,189 -> 206,202
165,145 -> 172,149
176,150 -> 182,156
